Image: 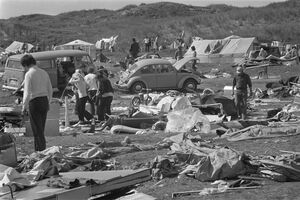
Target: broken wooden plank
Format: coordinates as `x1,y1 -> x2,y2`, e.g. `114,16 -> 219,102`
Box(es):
3,169 -> 151,200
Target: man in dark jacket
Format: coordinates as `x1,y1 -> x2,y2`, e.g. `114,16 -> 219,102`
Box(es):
129,38 -> 140,59
96,69 -> 114,121
232,66 -> 252,120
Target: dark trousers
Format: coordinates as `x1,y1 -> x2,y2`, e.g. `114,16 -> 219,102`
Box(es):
235,90 -> 247,118
87,90 -> 97,116
78,96 -> 93,122
97,96 -> 113,121
29,96 -> 49,151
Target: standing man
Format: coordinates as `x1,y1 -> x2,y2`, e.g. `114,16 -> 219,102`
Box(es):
232,66 -> 252,120
144,36 -> 150,52
129,38 -> 140,59
191,46 -> 197,71
96,69 -> 114,122
84,66 -> 98,116
21,54 -> 53,151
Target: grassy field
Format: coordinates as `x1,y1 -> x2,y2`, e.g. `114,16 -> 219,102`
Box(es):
1,49 -> 300,199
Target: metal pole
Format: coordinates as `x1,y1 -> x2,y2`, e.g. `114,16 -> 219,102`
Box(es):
64,96 -> 69,127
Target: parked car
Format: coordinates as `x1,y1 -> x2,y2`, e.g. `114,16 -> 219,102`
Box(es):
116,57 -> 202,93
2,50 -> 95,91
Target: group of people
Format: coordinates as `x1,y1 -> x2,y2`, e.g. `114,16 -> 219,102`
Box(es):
143,36 -> 159,52
129,36 -> 160,59
19,53 -> 114,152
253,45 -> 299,61
69,66 -> 114,126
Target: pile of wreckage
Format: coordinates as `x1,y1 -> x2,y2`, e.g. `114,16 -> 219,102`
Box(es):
1,126 -> 299,199
1,84 -> 300,199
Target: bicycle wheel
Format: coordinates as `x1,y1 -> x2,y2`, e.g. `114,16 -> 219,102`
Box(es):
131,96 -> 141,107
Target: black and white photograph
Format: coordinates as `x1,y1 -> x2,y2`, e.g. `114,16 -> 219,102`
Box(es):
0,0 -> 300,199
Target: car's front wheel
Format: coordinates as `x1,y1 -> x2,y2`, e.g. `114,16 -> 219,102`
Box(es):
130,81 -> 146,93
183,79 -> 197,92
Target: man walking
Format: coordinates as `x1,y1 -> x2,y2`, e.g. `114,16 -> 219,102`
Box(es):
21,54 -> 53,151
232,66 -> 252,120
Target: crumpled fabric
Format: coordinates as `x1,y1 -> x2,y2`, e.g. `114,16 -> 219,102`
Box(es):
151,156 -> 179,180
165,107 -> 210,133
161,133 -> 215,164
194,147 -> 246,181
171,96 -> 192,111
0,165 -> 36,190
66,147 -> 109,160
156,96 -> 175,112
28,155 -> 59,181
223,124 -> 300,141
259,153 -> 300,181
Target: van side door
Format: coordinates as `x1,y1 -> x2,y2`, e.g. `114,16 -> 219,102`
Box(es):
36,60 -> 57,89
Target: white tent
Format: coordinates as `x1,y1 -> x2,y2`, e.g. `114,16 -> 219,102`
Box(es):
220,37 -> 256,56
55,39 -> 96,59
62,39 -> 94,46
185,36 -> 257,64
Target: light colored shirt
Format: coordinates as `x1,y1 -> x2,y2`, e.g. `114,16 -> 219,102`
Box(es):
69,72 -> 88,98
22,66 -> 53,110
192,50 -> 197,57
84,73 -> 98,91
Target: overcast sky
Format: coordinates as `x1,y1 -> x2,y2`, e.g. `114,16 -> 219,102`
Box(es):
0,0 -> 287,19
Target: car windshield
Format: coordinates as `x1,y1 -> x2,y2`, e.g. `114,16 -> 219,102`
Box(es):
6,60 -> 23,70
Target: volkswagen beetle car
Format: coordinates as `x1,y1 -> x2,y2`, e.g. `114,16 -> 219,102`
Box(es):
116,57 -> 201,93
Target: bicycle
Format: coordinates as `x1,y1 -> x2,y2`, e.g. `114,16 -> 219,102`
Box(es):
131,88 -> 153,107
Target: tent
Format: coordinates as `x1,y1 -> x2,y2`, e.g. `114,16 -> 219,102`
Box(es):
185,36 -> 257,64
55,39 -> 96,59
5,41 -> 34,53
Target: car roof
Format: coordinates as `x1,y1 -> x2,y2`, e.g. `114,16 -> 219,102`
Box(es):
8,50 -> 89,60
134,58 -> 171,67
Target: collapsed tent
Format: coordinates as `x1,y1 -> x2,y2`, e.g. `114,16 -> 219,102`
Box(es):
185,36 -> 257,64
5,41 -> 34,53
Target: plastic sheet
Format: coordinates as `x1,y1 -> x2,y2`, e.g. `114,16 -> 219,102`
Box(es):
165,107 -> 210,133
